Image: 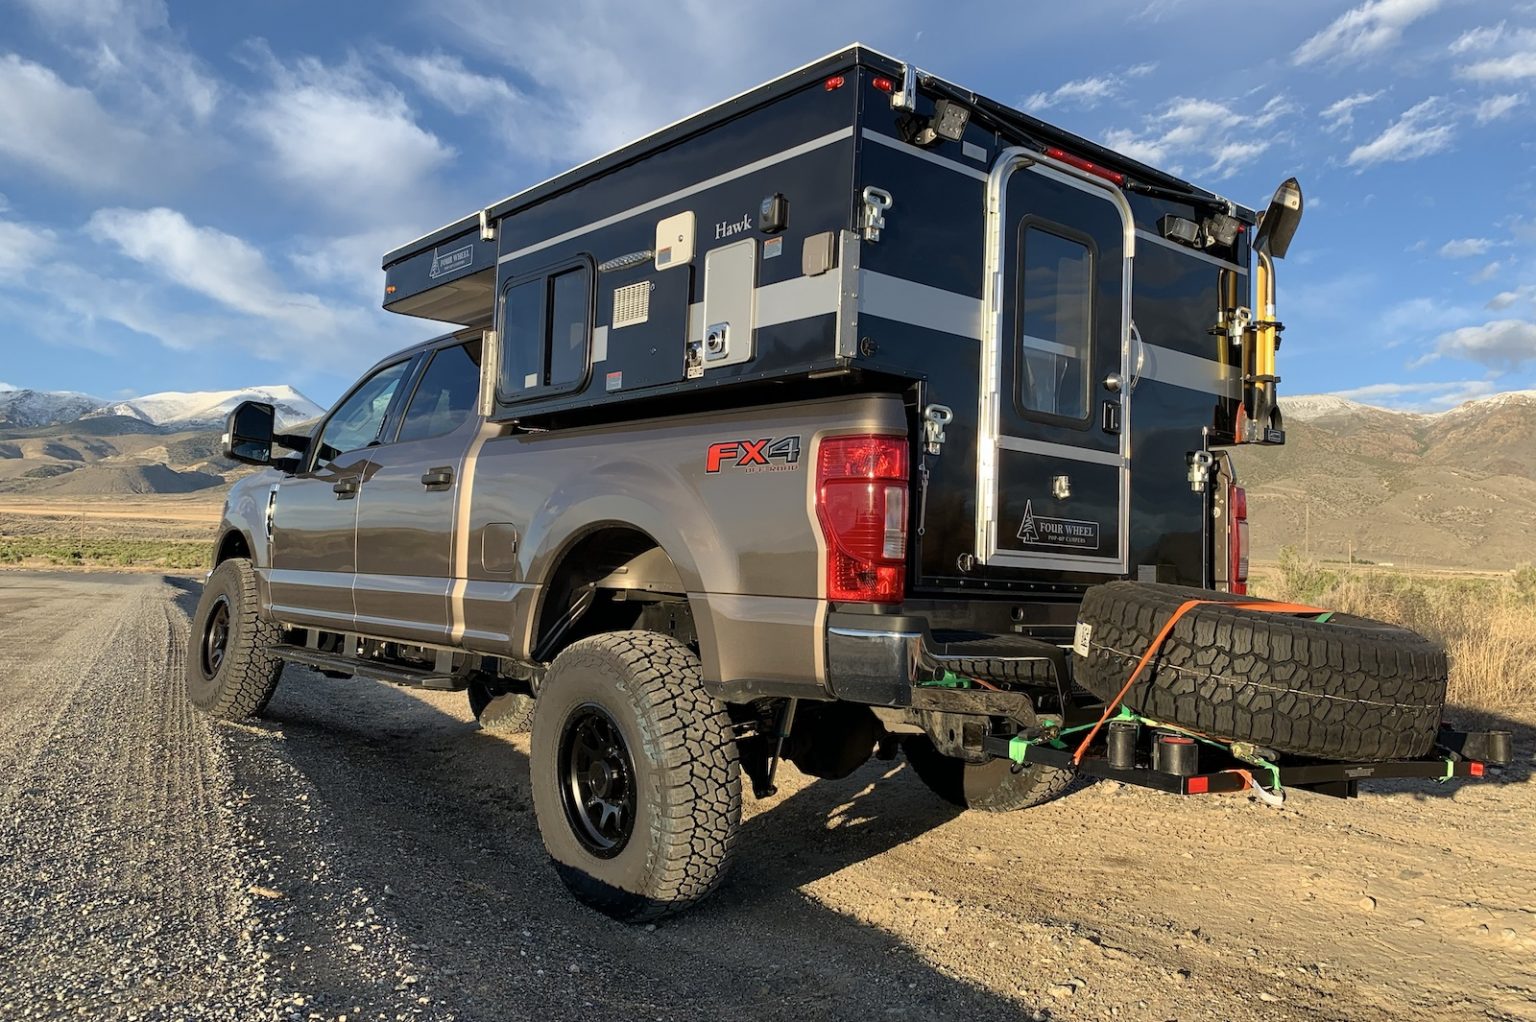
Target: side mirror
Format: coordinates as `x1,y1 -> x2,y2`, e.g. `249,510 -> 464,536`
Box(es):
1254,177 -> 1303,260
223,400 -> 276,465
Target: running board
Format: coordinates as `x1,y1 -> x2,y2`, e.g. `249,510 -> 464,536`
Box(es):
271,644 -> 462,691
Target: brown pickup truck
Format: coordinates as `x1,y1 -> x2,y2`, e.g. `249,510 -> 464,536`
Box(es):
186,46 -> 1507,923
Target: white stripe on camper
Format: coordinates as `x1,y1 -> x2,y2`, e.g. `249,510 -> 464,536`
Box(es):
498,127 -> 856,267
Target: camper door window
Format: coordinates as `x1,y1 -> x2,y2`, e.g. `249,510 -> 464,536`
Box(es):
1016,224 -> 1093,423
497,263 -> 593,403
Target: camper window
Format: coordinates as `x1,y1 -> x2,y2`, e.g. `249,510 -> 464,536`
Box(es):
497,263 -> 593,402
1016,223 -> 1093,423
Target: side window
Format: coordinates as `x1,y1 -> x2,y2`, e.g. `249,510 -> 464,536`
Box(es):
1016,224 -> 1093,422
498,264 -> 592,401
397,341 -> 483,443
313,360 -> 412,467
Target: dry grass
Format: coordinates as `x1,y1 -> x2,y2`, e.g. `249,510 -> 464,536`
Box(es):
1254,551 -> 1536,712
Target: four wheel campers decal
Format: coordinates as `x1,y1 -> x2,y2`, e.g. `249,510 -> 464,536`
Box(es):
705,436 -> 801,473
1017,500 -> 1100,550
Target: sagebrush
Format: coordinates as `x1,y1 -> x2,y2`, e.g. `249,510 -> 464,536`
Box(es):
1256,549 -> 1536,711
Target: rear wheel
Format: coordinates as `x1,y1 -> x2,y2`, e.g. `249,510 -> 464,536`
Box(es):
904,734 -> 1075,812
185,558 -> 283,719
530,631 -> 741,923
468,676 -> 536,734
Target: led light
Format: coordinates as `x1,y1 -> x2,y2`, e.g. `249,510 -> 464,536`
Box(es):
929,98 -> 970,142
824,75 -> 845,91
1160,214 -> 1200,246
1044,147 -> 1126,186
872,76 -> 894,93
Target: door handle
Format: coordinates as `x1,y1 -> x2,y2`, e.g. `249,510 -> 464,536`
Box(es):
1101,400 -> 1122,435
420,467 -> 455,490
332,479 -> 360,499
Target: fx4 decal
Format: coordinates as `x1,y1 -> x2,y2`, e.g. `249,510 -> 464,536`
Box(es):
705,436 -> 802,473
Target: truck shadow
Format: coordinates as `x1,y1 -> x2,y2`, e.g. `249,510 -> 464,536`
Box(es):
226,659 -> 1043,1022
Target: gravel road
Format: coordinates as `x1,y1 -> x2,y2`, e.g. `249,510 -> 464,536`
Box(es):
1,571 -> 1532,1022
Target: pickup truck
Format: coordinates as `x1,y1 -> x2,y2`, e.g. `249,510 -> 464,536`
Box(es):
186,45 -> 1507,923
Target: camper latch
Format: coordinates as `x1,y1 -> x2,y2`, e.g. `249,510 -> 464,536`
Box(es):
891,63 -> 918,112
1187,450 -> 1215,493
922,404 -> 953,455
478,208 -> 496,242
861,186 -> 894,242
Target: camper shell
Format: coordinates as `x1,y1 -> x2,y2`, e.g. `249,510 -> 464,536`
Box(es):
382,44 -> 1260,605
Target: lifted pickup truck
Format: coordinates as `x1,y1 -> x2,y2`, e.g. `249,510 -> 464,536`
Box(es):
189,45 -> 1510,922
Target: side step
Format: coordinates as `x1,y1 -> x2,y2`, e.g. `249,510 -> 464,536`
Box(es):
271,644 -> 462,691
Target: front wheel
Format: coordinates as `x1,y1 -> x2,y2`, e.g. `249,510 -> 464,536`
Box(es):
530,631 -> 741,923
185,558 -> 284,719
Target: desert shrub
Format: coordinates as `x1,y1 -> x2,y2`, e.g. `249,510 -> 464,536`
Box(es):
1269,546 -> 1339,604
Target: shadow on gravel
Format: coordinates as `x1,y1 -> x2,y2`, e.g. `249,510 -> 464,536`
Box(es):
223,661 -> 1043,1022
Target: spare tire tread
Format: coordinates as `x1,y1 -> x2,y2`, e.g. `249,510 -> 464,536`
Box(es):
1074,583 -> 1446,761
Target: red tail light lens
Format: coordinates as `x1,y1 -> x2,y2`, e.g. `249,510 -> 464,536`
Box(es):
1229,484 -> 1250,595
1044,147 -> 1127,186
816,435 -> 909,603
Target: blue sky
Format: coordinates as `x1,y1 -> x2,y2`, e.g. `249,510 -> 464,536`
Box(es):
0,0 -> 1532,409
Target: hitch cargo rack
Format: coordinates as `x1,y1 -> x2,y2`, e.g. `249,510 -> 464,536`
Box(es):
979,710 -> 1513,801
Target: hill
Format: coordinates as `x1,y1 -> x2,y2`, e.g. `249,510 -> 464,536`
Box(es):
1233,392 -> 1536,571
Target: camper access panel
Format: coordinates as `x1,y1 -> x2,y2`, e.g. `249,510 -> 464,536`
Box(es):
382,46 -> 1258,596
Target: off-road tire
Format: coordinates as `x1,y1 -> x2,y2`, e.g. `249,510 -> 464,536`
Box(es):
468,676 -> 536,734
530,631 -> 741,923
185,558 -> 284,719
903,735 -> 1076,811
1073,582 -> 1448,761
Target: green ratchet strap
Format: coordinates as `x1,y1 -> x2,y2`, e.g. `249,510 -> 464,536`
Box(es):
1314,611 -> 1335,623
1007,707 -> 1135,765
1440,757 -> 1456,782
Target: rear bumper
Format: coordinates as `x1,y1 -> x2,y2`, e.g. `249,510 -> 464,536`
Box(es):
824,611 -> 1067,706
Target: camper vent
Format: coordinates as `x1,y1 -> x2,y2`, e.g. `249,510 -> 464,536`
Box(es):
612,281 -> 652,329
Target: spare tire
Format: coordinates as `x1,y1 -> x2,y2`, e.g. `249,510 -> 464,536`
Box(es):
1072,582 -> 1447,761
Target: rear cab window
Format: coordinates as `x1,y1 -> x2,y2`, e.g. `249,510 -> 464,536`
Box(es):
396,340 -> 483,443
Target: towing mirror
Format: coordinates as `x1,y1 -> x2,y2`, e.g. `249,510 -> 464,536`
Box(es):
222,400 -> 275,466
1254,177 -> 1303,259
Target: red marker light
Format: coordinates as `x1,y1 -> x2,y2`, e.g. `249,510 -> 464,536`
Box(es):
1044,146 -> 1126,186
824,75 -> 845,91
872,76 -> 894,93
1186,776 -> 1210,794
1470,761 -> 1486,777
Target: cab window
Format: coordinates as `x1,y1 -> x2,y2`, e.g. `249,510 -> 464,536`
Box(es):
313,360 -> 412,467
397,341 -> 482,443
1016,223 -> 1094,422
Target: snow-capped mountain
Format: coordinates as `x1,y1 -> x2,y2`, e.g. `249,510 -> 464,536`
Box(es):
0,386 -> 108,429
1282,390 -> 1536,422
86,386 -> 324,429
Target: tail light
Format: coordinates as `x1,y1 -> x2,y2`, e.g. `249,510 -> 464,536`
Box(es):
815,435 -> 909,603
1229,484 -> 1250,595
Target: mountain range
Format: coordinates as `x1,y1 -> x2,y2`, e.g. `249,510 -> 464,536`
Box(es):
0,380 -> 1532,569
0,384 -> 322,431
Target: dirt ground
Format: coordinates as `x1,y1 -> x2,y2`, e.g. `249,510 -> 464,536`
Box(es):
0,572 -> 1532,1022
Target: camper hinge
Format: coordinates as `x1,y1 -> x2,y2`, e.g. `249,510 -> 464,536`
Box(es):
861,186 -> 893,242
922,404 -> 953,455
891,62 -> 918,112
478,208 -> 496,242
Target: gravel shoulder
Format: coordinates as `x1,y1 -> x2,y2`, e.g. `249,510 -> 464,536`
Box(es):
1,572 -> 1532,1022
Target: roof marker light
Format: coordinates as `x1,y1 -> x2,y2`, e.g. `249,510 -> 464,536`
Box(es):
824,75 -> 845,91
872,76 -> 894,93
1044,147 -> 1126,186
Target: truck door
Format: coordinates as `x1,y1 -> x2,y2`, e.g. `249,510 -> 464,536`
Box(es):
270,358 -> 415,630
352,340 -> 481,646
976,153 -> 1131,575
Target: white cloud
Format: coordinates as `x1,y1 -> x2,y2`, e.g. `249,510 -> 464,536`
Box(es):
1439,237 -> 1492,258
1488,285 -> 1535,311
1346,97 -> 1454,167
0,382 -> 14,391
87,207 -> 351,336
1458,29 -> 1536,82
1474,93 -> 1526,122
1292,0 -> 1442,65
1101,92 -> 1292,179
1320,91 -> 1382,131
244,54 -> 454,217
0,219 -> 58,278
1024,63 -> 1156,111
1326,379 -> 1498,409
0,55 -> 162,189
1471,261 -> 1502,283
1429,319 -> 1536,370
14,0 -> 220,122
386,50 -> 520,114
1450,22 -> 1505,54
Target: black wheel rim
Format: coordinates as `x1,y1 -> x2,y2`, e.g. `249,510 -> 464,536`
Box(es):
201,596 -> 231,678
558,703 -> 637,858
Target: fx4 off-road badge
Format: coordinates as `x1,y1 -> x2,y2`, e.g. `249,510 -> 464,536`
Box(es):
705,436 -> 802,473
